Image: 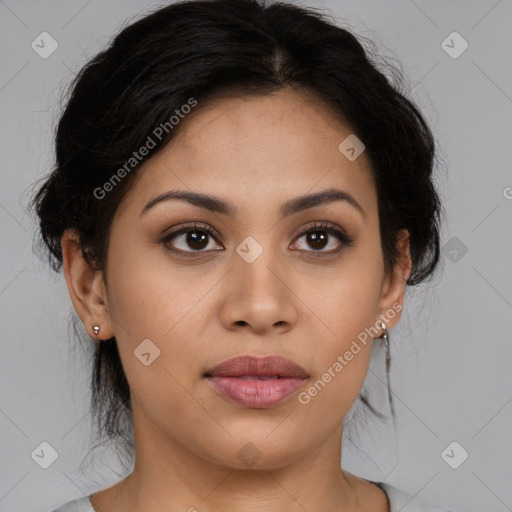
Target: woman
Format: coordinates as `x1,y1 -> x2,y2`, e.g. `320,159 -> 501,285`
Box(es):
32,0 -> 454,510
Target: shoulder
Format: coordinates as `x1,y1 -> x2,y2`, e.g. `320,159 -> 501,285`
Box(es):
375,481 -> 457,512
50,494 -> 95,512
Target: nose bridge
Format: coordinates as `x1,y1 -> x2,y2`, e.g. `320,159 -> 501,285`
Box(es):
234,233 -> 284,297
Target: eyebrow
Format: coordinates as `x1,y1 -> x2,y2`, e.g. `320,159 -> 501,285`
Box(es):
140,187 -> 366,220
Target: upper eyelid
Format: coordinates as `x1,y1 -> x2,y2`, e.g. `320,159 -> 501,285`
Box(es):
162,220 -> 348,244
163,222 -> 222,240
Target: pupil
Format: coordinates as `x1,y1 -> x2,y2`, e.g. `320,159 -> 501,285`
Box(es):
308,231 -> 327,250
187,231 -> 208,250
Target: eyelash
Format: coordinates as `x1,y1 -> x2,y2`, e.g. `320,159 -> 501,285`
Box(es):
158,221 -> 355,258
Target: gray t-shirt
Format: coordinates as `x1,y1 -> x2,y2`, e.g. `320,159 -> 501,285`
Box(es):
50,481 -> 456,511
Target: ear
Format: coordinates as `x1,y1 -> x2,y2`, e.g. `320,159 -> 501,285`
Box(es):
377,229 -> 412,330
61,228 -> 115,340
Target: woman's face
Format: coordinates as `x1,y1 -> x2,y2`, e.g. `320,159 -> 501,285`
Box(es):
65,87 -> 410,470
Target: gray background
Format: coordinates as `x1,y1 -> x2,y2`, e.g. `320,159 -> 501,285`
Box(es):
1,1 -> 511,511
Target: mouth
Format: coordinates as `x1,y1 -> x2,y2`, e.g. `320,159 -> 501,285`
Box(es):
203,355 -> 308,408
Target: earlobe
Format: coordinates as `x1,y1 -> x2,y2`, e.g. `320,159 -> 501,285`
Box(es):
61,228 -> 115,340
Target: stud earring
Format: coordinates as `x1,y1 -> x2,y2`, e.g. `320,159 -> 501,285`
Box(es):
93,325 -> 100,336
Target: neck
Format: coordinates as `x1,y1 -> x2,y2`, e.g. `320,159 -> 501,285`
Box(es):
109,412 -> 361,512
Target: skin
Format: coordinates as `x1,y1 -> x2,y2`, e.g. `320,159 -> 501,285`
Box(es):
61,86 -> 411,512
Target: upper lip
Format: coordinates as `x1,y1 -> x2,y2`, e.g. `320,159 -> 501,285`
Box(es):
204,355 -> 309,378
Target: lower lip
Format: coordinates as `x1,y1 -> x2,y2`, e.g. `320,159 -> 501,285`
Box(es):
205,376 -> 306,408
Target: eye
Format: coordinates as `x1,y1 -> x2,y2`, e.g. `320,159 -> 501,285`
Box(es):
290,222 -> 355,255
159,221 -> 355,258
159,222 -> 223,257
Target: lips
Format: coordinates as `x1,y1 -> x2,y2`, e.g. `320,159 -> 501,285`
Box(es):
203,355 -> 309,408
203,355 -> 309,379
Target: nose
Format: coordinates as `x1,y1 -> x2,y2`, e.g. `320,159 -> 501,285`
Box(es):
219,246 -> 299,336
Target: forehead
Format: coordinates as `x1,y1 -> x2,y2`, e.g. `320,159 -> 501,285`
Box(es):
120,87 -> 377,221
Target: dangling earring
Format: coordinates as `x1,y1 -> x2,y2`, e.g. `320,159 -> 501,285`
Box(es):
378,321 -> 390,375
378,321 -> 394,415
93,325 -> 100,336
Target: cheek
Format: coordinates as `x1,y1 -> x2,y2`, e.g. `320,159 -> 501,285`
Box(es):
105,235 -> 201,339
297,290 -> 377,423
104,237 -> 213,390
302,255 -> 384,346
104,247 -> 204,425
297,254 -> 383,406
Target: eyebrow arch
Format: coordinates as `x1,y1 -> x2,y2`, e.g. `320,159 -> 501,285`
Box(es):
140,187 -> 366,220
